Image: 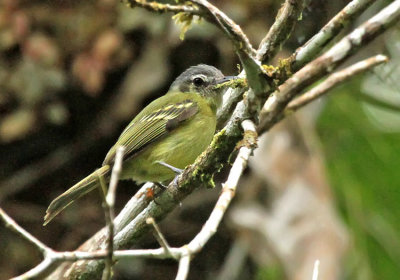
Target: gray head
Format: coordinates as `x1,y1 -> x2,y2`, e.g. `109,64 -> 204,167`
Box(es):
170,64 -> 224,93
169,64 -> 234,110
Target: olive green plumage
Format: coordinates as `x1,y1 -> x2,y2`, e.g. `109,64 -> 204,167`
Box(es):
44,64 -> 232,225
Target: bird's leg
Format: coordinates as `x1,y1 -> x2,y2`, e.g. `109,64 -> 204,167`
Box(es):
156,161 -> 183,174
155,161 -> 183,186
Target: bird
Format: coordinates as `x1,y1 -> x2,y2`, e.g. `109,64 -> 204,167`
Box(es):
44,64 -> 236,225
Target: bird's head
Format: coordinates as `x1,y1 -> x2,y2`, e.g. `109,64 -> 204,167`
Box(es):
169,64 -> 236,110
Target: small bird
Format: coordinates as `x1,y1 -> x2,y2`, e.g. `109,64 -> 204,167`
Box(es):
44,64 -> 235,225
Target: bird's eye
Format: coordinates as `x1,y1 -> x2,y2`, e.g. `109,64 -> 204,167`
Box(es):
193,77 -> 205,87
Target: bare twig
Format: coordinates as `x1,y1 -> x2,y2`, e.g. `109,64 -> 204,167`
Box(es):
101,146 -> 125,280
11,259 -> 55,280
175,248 -> 191,280
0,147 -> 128,279
1,199 -> 179,279
147,217 -> 174,257
191,0 -> 256,56
287,54 -> 388,111
0,208 -> 50,255
257,0 -> 306,63
107,146 -> 125,209
0,208 -> 57,280
124,0 -> 199,14
98,174 -> 112,280
258,0 -> 400,133
290,0 -> 377,72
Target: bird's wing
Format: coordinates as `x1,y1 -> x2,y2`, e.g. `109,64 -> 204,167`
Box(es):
103,99 -> 198,165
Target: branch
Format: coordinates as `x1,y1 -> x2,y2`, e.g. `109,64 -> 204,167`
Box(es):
175,249 -> 190,280
146,217 -> 174,258
258,0 -> 400,133
287,54 -> 388,111
100,146 -> 125,280
0,208 -> 58,279
190,0 -> 256,56
124,0 -> 199,14
289,0 -> 377,72
256,0 -> 306,64
0,208 -> 49,256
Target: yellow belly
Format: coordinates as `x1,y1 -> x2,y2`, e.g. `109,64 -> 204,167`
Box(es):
120,110 -> 216,183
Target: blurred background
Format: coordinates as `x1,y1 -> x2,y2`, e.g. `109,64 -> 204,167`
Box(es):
0,0 -> 399,279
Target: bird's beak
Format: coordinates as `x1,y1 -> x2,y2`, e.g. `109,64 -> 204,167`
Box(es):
215,76 -> 238,85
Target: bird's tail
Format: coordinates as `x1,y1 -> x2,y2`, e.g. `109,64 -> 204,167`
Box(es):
43,165 -> 111,226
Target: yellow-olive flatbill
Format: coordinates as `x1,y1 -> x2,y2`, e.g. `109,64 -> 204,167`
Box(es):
44,64 -> 236,225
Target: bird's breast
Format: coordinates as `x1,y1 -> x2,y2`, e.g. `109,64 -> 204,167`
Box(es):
121,102 -> 216,183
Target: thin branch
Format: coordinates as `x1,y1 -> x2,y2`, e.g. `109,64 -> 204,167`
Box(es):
11,258 -> 56,280
2,194 -> 181,280
289,0 -> 377,72
0,208 -> 57,280
257,0 -> 306,64
101,146 -> 125,280
175,249 -> 191,280
287,54 -> 388,111
124,0 -> 199,14
106,146 -> 125,208
258,0 -> 400,133
72,182 -> 155,260
191,0 -> 256,57
98,174 -> 112,280
146,217 -> 174,258
0,208 -> 50,255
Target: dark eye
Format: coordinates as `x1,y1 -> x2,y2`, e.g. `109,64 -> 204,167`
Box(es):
193,77 -> 205,87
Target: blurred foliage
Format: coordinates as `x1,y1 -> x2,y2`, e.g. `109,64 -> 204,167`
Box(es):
317,79 -> 400,280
